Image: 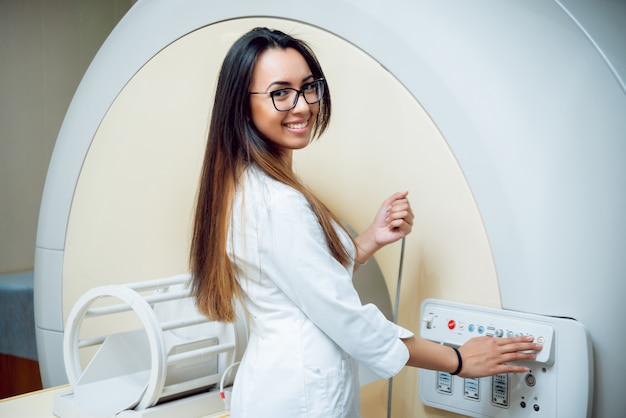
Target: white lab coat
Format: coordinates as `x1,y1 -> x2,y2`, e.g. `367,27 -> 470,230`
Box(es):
227,166 -> 413,418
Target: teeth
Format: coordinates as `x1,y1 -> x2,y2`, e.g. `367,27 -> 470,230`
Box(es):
285,121 -> 308,129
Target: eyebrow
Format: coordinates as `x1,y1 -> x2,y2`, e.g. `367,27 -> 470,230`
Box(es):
265,75 -> 315,91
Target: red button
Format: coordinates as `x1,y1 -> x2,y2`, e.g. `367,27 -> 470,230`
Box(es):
448,319 -> 456,330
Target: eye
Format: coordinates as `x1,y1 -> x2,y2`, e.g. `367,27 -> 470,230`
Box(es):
302,82 -> 316,93
271,88 -> 292,101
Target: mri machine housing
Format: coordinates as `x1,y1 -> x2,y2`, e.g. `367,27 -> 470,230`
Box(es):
34,1 -> 625,417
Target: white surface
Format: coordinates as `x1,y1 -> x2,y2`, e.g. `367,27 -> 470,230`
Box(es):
73,330 -> 151,417
0,385 -> 229,418
54,389 -> 229,418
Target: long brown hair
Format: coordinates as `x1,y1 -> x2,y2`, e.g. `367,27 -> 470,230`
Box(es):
190,28 -> 352,322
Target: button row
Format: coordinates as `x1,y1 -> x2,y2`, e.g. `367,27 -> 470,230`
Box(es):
448,321 -> 528,338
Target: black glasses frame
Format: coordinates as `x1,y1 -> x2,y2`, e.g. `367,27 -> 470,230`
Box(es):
249,78 -> 325,112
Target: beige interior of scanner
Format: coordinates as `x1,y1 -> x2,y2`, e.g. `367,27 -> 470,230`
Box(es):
63,18 -> 501,417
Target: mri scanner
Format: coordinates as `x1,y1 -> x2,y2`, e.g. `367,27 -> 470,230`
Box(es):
33,0 -> 625,417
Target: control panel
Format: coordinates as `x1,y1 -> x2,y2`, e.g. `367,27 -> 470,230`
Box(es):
418,299 -> 593,418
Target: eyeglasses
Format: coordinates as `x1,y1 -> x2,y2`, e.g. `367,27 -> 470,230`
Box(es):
249,78 -> 325,112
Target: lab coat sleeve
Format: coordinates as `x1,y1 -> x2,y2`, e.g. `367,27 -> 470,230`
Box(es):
258,188 -> 412,379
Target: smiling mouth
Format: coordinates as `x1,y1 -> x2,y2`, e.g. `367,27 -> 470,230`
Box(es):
284,120 -> 308,130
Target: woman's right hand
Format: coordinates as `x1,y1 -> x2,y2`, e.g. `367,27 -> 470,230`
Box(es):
403,334 -> 541,378
457,335 -> 542,378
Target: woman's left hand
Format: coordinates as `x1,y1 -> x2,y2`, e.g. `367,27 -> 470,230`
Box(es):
354,191 -> 414,264
372,191 -> 414,246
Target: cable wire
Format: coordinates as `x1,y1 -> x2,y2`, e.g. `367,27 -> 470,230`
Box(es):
387,236 -> 406,418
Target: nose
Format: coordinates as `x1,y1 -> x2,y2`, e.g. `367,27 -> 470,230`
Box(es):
291,91 -> 311,113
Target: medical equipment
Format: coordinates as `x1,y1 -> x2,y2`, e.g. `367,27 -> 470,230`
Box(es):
419,299 -> 592,417
53,274 -> 246,418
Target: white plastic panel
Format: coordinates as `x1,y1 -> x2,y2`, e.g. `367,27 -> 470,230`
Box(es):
419,299 -> 592,418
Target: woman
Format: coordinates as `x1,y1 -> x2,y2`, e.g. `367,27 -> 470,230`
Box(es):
190,27 -> 541,417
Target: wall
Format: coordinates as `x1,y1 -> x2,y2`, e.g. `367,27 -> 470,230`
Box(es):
0,0 -> 135,400
0,0 -> 134,275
